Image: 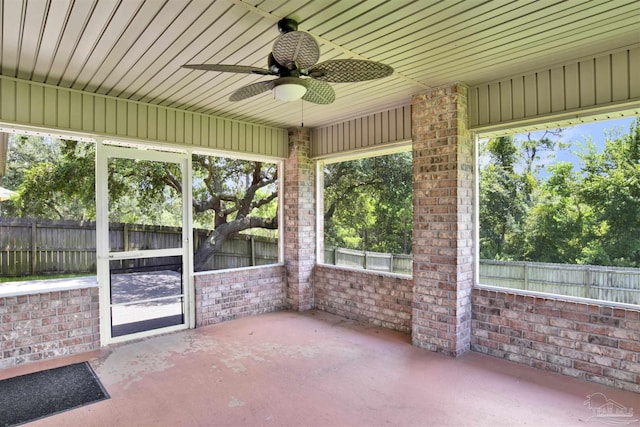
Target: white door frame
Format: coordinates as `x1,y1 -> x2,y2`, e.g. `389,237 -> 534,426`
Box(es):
96,140 -> 194,345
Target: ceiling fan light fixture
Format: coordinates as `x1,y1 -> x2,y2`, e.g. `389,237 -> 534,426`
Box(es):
183,19 -> 392,105
273,77 -> 307,101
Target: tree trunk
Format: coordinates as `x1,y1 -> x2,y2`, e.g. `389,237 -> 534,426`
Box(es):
192,216 -> 277,272
193,228 -> 225,272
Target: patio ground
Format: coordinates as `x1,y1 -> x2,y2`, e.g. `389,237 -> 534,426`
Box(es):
2,310 -> 638,427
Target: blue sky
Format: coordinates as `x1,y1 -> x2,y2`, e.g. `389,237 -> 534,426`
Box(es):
512,116 -> 637,176
558,117 -> 635,146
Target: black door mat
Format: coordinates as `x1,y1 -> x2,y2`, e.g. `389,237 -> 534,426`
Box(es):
0,361 -> 110,427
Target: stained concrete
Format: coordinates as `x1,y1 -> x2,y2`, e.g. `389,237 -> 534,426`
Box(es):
3,310 -> 639,426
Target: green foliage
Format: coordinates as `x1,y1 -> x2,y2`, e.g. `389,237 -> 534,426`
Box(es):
5,137 -> 95,220
577,120 -> 640,266
4,136 -> 279,270
107,157 -> 182,225
4,135 -> 59,184
479,163 -> 527,259
479,135 -> 530,259
324,151 -> 412,254
487,136 -> 518,169
480,117 -> 640,267
191,155 -> 278,238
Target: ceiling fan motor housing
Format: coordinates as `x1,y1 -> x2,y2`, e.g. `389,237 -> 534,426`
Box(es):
267,53 -> 299,76
277,18 -> 298,34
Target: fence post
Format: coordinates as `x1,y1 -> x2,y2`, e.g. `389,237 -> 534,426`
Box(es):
31,221 -> 37,275
123,223 -> 129,252
250,236 -> 256,266
390,254 -> 394,273
585,267 -> 592,299
523,262 -> 528,290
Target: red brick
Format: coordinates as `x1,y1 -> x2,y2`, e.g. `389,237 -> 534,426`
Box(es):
57,306 -> 81,315
624,320 -> 640,331
587,335 -> 618,348
15,335 -> 43,347
31,324 -> 59,335
576,342 -> 629,362
3,313 -> 29,322
619,340 -> 640,352
575,323 -> 609,335
574,361 -> 603,375
196,266 -> 288,328
523,331 -> 546,343
549,317 -> 575,329
561,311 -> 590,322
603,368 -> 636,383
488,332 -> 511,344
548,336 -> 575,348
58,321 -> 83,331
613,308 -> 626,318
626,310 -> 640,321
42,332 -> 67,341
621,361 -> 640,374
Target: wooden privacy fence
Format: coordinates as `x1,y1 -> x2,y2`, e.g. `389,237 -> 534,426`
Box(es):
324,246 -> 413,276
480,259 -> 640,305
0,218 -> 278,277
0,218 -> 96,276
321,249 -> 639,305
2,217 -> 638,305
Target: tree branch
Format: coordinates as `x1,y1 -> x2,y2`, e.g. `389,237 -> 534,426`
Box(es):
251,192 -> 278,211
163,165 -> 182,193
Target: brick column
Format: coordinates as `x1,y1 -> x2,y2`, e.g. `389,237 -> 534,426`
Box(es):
284,127 -> 315,311
411,83 -> 474,357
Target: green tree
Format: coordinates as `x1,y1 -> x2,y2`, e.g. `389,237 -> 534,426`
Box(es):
479,136 -> 527,259
6,137 -> 278,271
522,162 -> 590,263
481,119 -> 640,268
324,151 -> 412,254
189,156 -> 277,270
479,131 -> 566,260
520,129 -> 564,201
578,118 -> 640,266
6,137 -> 95,220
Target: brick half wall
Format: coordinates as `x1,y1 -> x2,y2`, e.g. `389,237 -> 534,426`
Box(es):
195,265 -> 287,326
314,265 -> 413,333
472,287 -> 640,393
0,287 -> 100,369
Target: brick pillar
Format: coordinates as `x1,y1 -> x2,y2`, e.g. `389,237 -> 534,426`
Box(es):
284,127 -> 315,311
411,83 -> 474,357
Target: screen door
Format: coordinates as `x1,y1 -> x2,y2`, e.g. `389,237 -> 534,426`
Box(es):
96,143 -> 191,344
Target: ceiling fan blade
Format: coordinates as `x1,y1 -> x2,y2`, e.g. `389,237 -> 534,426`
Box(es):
302,79 -> 335,104
229,81 -> 275,101
182,64 -> 272,75
308,59 -> 393,82
272,31 -> 320,69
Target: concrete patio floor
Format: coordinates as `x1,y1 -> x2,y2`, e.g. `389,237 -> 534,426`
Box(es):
2,310 -> 639,427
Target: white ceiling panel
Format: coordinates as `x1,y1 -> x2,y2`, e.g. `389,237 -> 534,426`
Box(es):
0,0 -> 638,129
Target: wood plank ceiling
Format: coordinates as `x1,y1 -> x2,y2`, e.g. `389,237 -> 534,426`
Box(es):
1,0 -> 639,129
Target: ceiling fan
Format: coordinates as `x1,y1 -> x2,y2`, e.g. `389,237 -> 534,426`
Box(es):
182,18 -> 393,104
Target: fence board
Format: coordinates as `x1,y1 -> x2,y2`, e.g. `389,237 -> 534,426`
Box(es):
0,218 -> 278,277
324,247 -> 412,275
480,259 -> 640,305
323,251 -> 638,304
